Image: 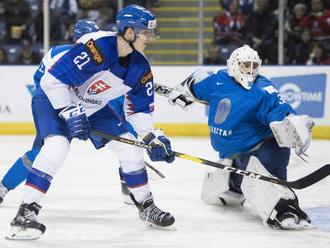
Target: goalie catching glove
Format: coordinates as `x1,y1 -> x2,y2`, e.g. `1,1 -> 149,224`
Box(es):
270,114 -> 314,155
168,69 -> 211,109
59,103 -> 90,140
143,129 -> 175,163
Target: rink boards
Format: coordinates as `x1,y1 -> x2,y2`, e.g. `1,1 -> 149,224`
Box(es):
0,65 -> 329,139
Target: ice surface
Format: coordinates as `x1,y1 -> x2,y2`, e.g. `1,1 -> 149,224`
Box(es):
0,136 -> 329,248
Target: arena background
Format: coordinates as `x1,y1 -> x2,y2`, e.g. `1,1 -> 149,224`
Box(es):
0,65 -> 329,139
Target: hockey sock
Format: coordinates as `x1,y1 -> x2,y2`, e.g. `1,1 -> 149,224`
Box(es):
2,148 -> 40,190
122,168 -> 151,203
23,168 -> 53,204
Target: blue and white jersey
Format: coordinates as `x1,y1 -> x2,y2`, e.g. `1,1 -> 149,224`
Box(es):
33,45 -> 72,88
192,69 -> 295,158
41,31 -> 154,120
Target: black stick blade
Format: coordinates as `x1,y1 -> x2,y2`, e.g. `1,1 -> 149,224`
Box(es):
289,164 -> 330,189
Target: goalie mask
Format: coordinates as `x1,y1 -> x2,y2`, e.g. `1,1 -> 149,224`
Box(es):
227,45 -> 261,90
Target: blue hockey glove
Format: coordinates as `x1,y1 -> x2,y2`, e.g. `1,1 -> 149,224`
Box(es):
143,129 -> 175,163
59,103 -> 90,140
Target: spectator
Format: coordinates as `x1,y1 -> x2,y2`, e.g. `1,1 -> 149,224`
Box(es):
0,47 -> 8,64
2,0 -> 32,44
306,42 -> 330,65
293,28 -> 312,64
203,43 -> 223,65
287,0 -> 310,12
50,0 -> 78,21
17,40 -> 40,65
283,30 -> 297,64
285,3 -> 308,41
79,0 -> 115,27
34,1 -> 45,44
79,0 -> 102,20
0,2 -> 5,19
214,0 -> 246,45
299,0 -> 330,41
50,0 -> 79,44
124,0 -> 148,8
219,0 -> 253,15
242,0 -> 278,64
63,22 -> 75,42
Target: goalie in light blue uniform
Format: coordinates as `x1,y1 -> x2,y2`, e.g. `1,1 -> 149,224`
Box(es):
168,45 -> 314,230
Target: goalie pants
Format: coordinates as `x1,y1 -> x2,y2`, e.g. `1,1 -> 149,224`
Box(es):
230,137 -> 290,193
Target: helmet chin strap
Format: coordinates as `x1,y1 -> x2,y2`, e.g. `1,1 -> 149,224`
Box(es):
120,29 -> 137,52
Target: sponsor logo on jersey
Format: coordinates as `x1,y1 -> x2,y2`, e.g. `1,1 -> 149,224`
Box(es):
87,80 -> 111,95
140,71 -> 153,85
271,74 -> 326,118
73,87 -> 102,105
84,39 -> 106,65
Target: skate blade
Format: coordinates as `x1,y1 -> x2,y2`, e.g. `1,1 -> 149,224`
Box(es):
280,219 -> 316,230
144,221 -> 177,231
122,195 -> 134,205
5,226 -> 43,240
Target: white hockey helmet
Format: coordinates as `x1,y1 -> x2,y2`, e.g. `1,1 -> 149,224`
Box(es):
227,45 -> 262,90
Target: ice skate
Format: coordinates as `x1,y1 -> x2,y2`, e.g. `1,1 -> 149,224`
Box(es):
119,168 -> 134,205
132,194 -> 176,230
266,198 -> 314,230
6,202 -> 46,240
0,181 -> 9,204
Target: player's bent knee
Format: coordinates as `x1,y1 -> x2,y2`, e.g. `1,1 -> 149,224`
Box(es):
110,133 -> 144,173
32,135 -> 70,176
241,156 -> 295,221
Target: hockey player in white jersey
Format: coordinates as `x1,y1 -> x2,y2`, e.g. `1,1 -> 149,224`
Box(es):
0,19 -> 99,205
168,45 -> 314,230
0,20 -> 142,206
7,5 -> 175,240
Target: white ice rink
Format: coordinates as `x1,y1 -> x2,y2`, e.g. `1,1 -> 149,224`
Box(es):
0,136 -> 329,248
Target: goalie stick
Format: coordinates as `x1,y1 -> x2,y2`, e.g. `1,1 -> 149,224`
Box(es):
91,130 -> 330,190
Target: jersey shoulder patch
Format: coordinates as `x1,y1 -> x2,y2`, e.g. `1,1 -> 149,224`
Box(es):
84,39 -> 106,65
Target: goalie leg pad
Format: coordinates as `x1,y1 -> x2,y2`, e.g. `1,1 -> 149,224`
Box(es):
241,156 -> 295,221
201,159 -> 243,206
201,169 -> 230,205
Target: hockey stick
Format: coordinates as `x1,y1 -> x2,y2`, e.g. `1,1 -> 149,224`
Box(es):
91,130 -> 330,189
154,83 -> 209,105
144,161 -> 166,179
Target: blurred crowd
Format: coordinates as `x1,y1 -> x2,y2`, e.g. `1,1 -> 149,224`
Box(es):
0,0 -> 329,66
204,0 -> 330,65
0,0 -> 158,64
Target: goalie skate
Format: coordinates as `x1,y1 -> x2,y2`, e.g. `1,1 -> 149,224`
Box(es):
132,195 -> 176,230
6,203 -> 46,240
266,198 -> 314,230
